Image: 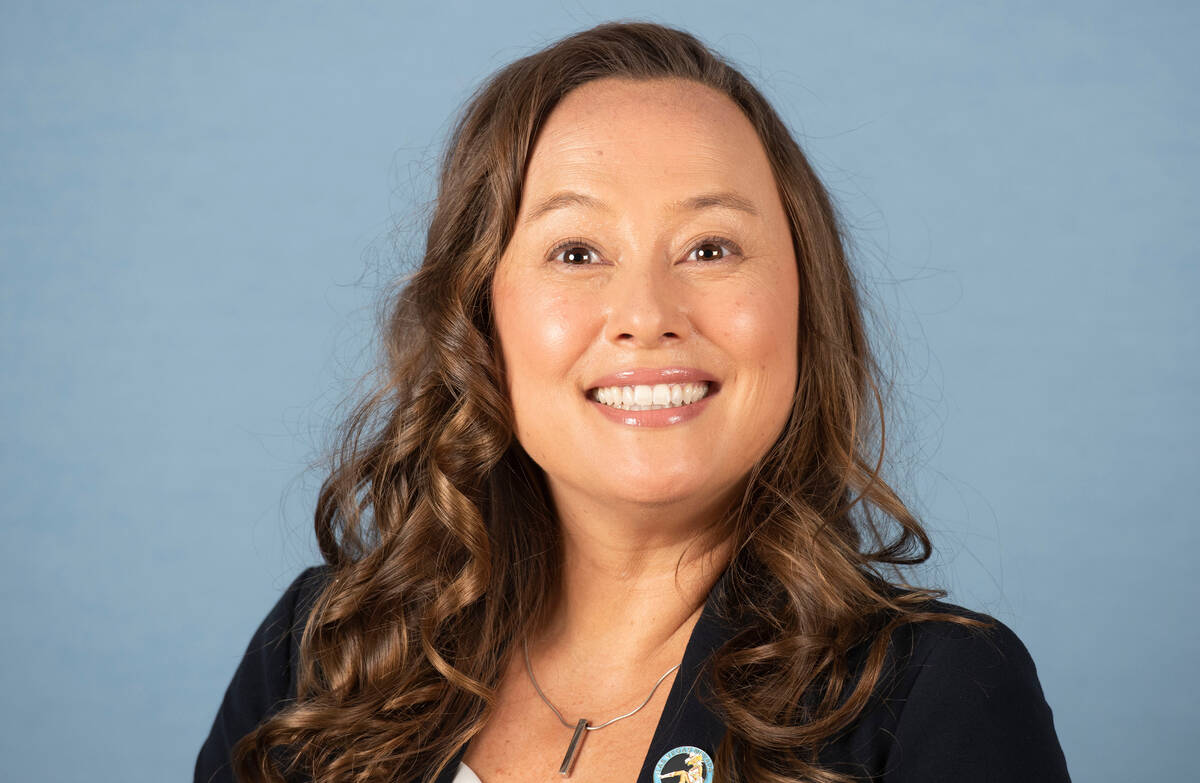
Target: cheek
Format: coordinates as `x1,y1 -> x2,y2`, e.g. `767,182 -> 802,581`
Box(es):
493,275 -> 596,404
718,276 -> 799,456
712,279 -> 799,374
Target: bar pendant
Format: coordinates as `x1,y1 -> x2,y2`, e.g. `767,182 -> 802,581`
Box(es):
558,718 -> 589,776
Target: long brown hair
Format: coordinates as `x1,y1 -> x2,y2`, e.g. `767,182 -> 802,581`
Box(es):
234,21 -> 985,783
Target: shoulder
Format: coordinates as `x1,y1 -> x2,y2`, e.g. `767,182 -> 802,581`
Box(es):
275,565 -> 334,699
894,599 -> 1041,696
232,565 -> 333,694
284,565 -> 334,643
871,599 -> 1072,781
195,565 -> 334,783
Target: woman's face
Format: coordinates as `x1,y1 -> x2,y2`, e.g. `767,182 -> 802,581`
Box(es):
492,77 -> 799,522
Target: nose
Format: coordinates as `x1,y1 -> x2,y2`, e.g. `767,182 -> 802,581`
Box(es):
604,262 -> 690,348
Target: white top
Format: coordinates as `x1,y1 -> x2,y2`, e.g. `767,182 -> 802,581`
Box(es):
452,762 -> 483,783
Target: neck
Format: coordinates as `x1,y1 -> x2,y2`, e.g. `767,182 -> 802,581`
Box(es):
534,486 -> 737,667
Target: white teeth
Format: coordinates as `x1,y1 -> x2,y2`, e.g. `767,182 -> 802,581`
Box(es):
590,382 -> 711,411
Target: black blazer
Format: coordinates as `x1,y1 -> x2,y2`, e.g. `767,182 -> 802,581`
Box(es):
196,566 -> 1071,783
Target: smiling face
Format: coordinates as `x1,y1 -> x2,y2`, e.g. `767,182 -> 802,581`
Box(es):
492,77 -> 799,522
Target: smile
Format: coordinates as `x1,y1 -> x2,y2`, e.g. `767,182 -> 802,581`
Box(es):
589,382 -> 711,411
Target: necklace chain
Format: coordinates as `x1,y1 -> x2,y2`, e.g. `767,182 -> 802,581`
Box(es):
522,637 -> 681,731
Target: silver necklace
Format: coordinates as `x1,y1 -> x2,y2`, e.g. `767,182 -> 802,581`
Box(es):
522,638 -> 681,777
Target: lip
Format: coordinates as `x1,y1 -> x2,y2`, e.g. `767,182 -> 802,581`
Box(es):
584,366 -> 720,428
588,391 -> 715,427
585,366 -> 718,391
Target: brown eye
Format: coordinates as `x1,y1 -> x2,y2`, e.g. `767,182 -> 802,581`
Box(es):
551,241 -> 596,265
562,245 -> 592,265
689,237 -> 739,263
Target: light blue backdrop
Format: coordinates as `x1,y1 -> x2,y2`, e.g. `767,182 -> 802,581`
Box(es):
2,2 -> 1195,781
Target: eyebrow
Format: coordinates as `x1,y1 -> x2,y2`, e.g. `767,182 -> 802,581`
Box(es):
521,189 -> 760,224
674,191 -> 760,217
524,191 -> 608,223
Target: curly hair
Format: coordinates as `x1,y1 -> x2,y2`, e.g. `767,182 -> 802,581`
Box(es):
233,20 -> 986,783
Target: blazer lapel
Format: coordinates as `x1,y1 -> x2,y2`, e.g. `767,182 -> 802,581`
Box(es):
634,577 -> 733,783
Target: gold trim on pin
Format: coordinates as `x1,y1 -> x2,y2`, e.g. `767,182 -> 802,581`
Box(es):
558,718 -> 589,776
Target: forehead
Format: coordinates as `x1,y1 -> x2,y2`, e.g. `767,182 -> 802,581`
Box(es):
521,77 -> 777,212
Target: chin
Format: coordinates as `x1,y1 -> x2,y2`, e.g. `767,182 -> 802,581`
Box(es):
598,472 -> 717,509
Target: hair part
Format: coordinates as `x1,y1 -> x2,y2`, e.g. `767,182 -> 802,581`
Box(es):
233,21 -> 986,783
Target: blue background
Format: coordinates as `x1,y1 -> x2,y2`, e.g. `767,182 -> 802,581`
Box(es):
2,2 -> 1195,781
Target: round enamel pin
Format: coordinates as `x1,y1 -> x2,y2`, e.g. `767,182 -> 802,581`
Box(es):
653,746 -> 714,783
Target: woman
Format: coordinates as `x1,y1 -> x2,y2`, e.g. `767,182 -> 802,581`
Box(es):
196,21 -> 1071,783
